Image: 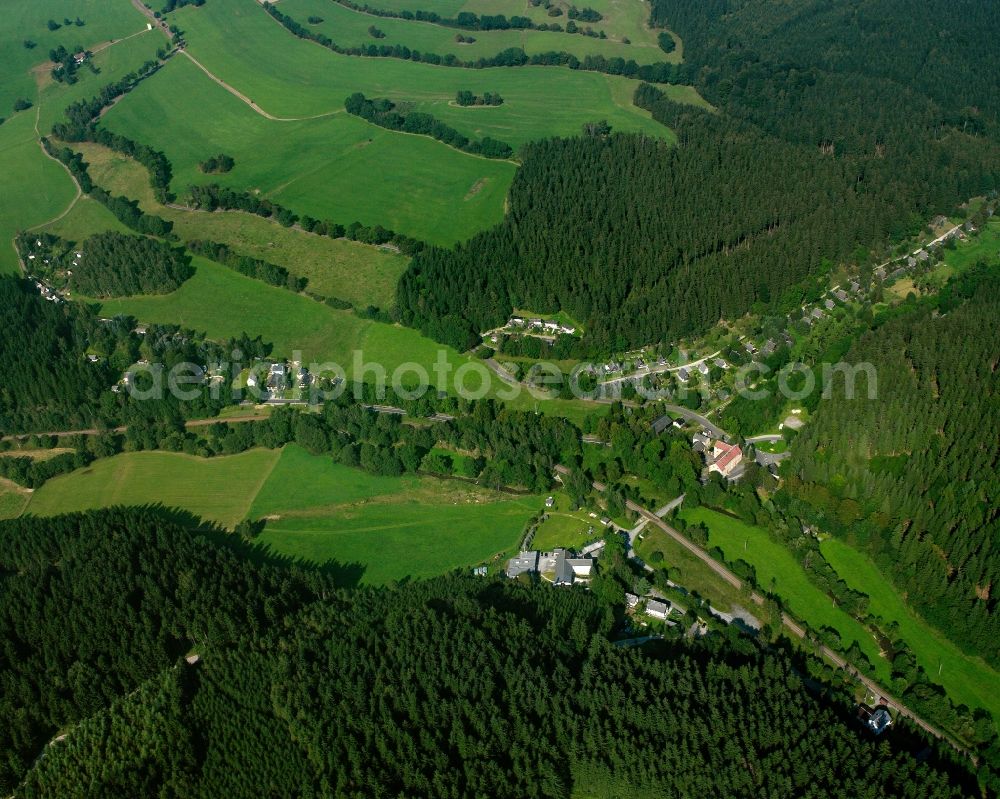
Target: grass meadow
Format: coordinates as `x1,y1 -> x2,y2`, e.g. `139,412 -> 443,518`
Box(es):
821,538 -> 1000,725
679,507 -> 888,676
285,0 -> 666,65
11,442 -> 543,584
0,0 -> 151,116
25,449 -> 282,529
103,54 -> 515,246
253,446 -> 542,583
92,255 -> 489,386
0,481 -> 31,520
63,141 -> 410,309
0,111 -> 77,274
356,0 -> 676,58
165,0 -> 682,142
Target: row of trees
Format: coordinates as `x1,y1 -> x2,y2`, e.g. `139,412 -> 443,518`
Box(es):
185,183 -> 425,254
42,141 -> 174,237
344,93 -> 513,159
185,240 -> 306,293
266,4 -> 682,84
455,89 -> 504,106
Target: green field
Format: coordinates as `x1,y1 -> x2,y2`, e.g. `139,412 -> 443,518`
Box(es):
254,447 -> 542,583
0,111 -> 78,274
0,0 -> 150,116
165,0 -> 684,140
821,538 -> 1000,725
250,443 -> 421,516
25,449 -> 282,528
635,522 -> 750,611
65,141 -> 409,308
532,491 -> 599,550
103,54 -> 515,246
92,255 -> 492,388
285,0 -> 667,65
365,0 -> 676,57
680,507 -> 888,675
940,218 -> 1000,274
34,28 -> 165,133
0,481 -> 30,520
38,194 -> 130,241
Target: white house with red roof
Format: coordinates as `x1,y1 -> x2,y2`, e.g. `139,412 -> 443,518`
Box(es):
709,440 -> 743,478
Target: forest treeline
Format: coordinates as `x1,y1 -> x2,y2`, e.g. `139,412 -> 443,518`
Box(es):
0,509 -> 981,798
399,100 -> 996,353
0,277 -> 269,435
397,0 -> 1000,353
783,264 -> 1000,668
345,92 -> 513,158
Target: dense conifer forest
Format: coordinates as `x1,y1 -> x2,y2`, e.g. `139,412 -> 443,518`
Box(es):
68,232 -> 192,297
0,510 -> 981,798
782,265 -> 1000,666
397,0 -> 1000,353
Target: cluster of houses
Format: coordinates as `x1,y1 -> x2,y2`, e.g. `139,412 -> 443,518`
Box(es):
506,547 -> 595,586
246,361 -> 312,395
31,279 -> 63,304
506,316 -> 576,336
676,357 -> 728,384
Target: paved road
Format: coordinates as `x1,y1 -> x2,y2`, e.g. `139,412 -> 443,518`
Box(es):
654,494 -> 685,518
600,350 -> 721,387
554,464 -> 968,755
652,407 -> 730,440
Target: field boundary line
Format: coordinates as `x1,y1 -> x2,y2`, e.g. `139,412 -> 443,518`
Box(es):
178,50 -> 343,121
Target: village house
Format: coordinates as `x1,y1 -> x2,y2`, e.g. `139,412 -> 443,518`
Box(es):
567,557 -> 593,579
833,289 -> 849,303
849,280 -> 860,293
697,361 -> 710,377
858,705 -> 893,736
625,592 -> 640,609
709,440 -> 743,479
677,367 -> 690,383
506,551 -> 539,579
267,362 -> 287,390
691,432 -> 711,454
714,358 -> 728,370
646,599 -> 670,620
761,340 -> 777,358
811,308 -> 825,321
824,298 -> 836,311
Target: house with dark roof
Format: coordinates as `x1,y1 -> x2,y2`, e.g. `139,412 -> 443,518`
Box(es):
553,551 -> 575,586
858,704 -> 893,736
506,551 -> 539,578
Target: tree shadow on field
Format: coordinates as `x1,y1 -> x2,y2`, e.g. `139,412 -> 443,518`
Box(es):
138,503 -> 367,588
